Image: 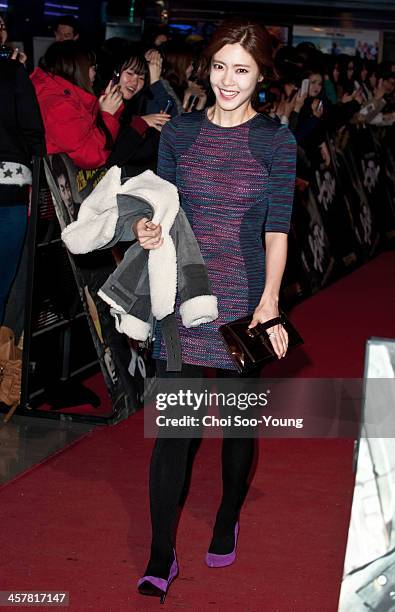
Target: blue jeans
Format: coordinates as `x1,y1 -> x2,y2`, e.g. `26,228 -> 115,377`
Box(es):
0,204 -> 28,324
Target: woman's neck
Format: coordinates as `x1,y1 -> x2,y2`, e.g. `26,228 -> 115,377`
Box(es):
207,101 -> 256,127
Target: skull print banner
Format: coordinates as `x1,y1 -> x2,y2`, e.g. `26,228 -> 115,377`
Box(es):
284,124 -> 395,299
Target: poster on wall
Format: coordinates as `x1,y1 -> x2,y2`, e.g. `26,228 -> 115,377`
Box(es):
43,155 -> 154,419
291,187 -> 336,294
309,148 -> 359,276
333,131 -> 381,261
293,25 -> 381,60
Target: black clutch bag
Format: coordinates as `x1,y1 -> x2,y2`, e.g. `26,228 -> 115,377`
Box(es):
219,311 -> 304,375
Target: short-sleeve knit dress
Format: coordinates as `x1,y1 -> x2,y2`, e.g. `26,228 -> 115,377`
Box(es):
153,109 -> 297,370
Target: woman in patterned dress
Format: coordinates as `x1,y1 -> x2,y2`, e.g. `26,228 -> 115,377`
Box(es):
134,19 -> 297,603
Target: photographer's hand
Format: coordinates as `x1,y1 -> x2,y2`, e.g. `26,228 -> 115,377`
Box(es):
11,48 -> 27,65
145,49 -> 163,85
294,88 -> 307,113
99,83 -> 123,115
141,113 -> 171,132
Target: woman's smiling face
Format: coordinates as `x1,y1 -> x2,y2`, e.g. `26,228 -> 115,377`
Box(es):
209,43 -> 263,111
119,62 -> 145,100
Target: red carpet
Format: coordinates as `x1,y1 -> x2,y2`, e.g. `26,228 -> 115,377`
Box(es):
264,250 -> 395,378
1,251 -> 394,611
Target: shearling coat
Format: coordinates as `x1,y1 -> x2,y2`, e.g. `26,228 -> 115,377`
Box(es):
61,166 -> 218,370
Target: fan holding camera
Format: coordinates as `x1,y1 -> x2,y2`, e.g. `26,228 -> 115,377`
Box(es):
0,14 -> 27,65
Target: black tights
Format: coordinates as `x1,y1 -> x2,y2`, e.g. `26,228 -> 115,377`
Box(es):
144,361 -> 255,578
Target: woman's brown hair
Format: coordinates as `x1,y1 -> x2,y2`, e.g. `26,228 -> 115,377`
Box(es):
42,40 -> 96,94
43,40 -> 115,151
162,43 -> 194,95
197,19 -> 273,83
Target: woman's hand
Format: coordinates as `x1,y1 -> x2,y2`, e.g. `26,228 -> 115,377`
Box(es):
183,82 -> 207,111
99,82 -> 123,115
141,112 -> 171,131
352,87 -> 364,105
145,49 -> 163,84
248,302 -> 288,359
294,88 -> 308,113
311,98 -> 324,119
277,93 -> 296,119
341,92 -> 354,104
132,217 -> 163,249
11,48 -> 27,65
320,142 -> 331,167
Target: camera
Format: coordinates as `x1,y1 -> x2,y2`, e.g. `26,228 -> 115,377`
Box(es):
111,70 -> 120,87
0,45 -> 12,59
163,98 -> 174,114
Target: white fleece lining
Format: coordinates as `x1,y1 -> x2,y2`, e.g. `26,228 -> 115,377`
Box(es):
62,165 -> 121,254
62,167 -> 179,260
98,289 -> 151,340
180,295 -> 218,328
97,289 -> 127,313
111,309 -> 151,341
148,235 -> 178,320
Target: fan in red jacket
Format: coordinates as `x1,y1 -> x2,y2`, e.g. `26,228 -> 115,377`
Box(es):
31,41 -> 123,170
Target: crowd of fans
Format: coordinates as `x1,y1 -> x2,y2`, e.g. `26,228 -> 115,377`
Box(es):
264,43 -> 395,169
0,12 -> 395,321
4,13 -> 395,175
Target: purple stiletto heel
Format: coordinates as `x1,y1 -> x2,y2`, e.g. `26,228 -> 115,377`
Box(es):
205,521 -> 239,568
137,549 -> 178,603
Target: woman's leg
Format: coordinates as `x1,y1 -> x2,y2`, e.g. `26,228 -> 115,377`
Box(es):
146,436 -> 194,576
208,367 -> 255,554
0,205 -> 28,324
144,360 -> 204,578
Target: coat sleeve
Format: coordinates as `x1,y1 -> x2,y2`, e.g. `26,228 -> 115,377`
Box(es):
100,110 -> 121,142
15,65 -> 46,158
43,98 -> 118,169
101,194 -> 153,248
157,120 -> 177,185
265,125 -> 297,234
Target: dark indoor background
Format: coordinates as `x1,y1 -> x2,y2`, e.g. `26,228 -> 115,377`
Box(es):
3,0 -> 395,64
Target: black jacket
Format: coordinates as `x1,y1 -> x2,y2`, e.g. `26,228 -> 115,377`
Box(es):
107,80 -> 179,177
0,58 -> 45,204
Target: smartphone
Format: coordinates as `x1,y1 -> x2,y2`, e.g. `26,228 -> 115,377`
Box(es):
111,70 -> 120,87
301,78 -> 310,96
317,100 -> 323,112
258,89 -> 266,105
186,95 -> 198,111
163,98 -> 174,114
0,45 -> 13,59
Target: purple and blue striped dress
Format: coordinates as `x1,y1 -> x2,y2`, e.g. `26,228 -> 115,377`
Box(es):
154,109 -> 297,370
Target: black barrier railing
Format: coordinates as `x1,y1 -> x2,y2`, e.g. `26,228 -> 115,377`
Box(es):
282,124 -> 395,303
11,155 -> 154,424
12,158 -> 112,423
4,122 -> 395,424
20,156 -> 41,415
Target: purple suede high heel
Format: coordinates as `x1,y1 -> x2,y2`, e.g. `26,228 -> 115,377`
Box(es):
137,549 -> 178,604
205,521 -> 239,568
